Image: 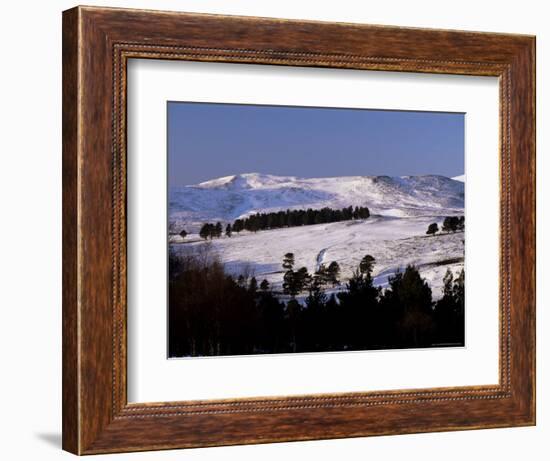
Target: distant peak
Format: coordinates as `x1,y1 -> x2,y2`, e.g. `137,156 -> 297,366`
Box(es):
452,174 -> 465,182
194,175 -> 238,188
193,172 -> 297,190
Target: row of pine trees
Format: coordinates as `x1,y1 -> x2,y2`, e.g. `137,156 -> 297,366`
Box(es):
233,206 -> 370,233
183,209 -> 464,241
192,205 -> 370,240
169,249 -> 465,357
426,215 -> 465,236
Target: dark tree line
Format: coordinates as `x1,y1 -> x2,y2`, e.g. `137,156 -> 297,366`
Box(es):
196,206 -> 370,240
442,216 -> 465,233
232,205 -> 370,234
199,222 -> 223,240
426,216 -> 465,236
433,268 -> 465,345
169,249 -> 465,357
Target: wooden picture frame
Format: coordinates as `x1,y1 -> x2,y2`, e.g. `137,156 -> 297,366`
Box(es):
62,5 -> 535,455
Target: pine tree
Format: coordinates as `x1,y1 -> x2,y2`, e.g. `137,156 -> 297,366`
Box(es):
225,223 -> 232,237
248,276 -> 258,294
305,279 -> 327,309
286,299 -> 302,352
179,229 -> 188,239
442,216 -> 459,233
443,268 -> 454,297
381,265 -> 434,347
434,268 -> 465,346
283,266 -> 311,297
359,255 -> 376,276
426,222 -> 439,236
327,261 -> 341,286
282,270 -> 295,297
259,279 -> 270,291
199,223 -> 211,240
233,219 -> 244,233
453,269 -> 465,307
311,265 -> 325,288
295,267 -> 311,293
214,222 -> 223,238
282,253 -> 295,271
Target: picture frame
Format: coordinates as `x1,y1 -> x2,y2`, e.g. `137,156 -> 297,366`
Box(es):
62,5 -> 535,455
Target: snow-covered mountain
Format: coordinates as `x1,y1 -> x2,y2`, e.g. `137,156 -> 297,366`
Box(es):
169,173 -> 464,231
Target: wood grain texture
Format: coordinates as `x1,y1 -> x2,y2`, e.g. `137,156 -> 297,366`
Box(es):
62,7 -> 79,454
62,5 -> 536,455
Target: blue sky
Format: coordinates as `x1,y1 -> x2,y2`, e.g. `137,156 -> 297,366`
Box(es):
168,102 -> 464,187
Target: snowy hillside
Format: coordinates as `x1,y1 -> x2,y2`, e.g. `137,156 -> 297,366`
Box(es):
169,173 -> 464,232
169,173 -> 465,300
171,215 -> 464,299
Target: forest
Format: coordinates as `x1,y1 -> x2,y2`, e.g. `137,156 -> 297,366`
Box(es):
168,246 -> 465,357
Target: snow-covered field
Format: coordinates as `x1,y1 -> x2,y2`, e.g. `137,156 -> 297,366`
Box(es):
169,173 -> 465,300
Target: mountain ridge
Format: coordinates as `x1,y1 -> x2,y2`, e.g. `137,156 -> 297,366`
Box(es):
170,173 -> 464,232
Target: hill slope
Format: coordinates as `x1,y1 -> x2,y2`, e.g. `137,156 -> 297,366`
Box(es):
169,173 -> 465,299
169,173 -> 464,232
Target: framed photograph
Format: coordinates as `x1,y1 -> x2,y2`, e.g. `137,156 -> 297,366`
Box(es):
62,6 -> 535,455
